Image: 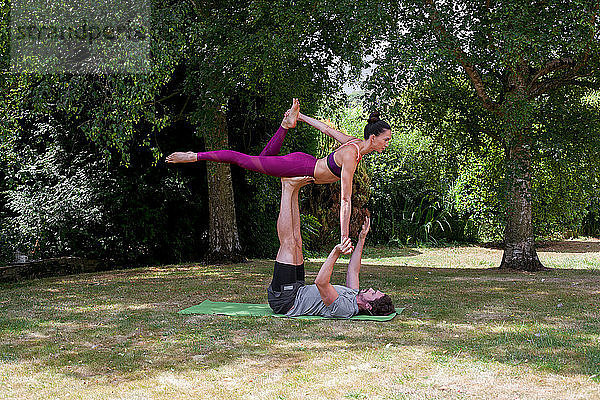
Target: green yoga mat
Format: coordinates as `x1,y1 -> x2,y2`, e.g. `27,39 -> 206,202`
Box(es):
179,300 -> 403,321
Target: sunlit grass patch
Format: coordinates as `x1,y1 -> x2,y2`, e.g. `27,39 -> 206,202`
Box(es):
308,239 -> 600,271
1,243 -> 600,399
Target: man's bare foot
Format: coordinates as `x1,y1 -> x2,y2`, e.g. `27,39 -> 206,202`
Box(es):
281,98 -> 300,129
166,152 -> 197,163
281,175 -> 314,188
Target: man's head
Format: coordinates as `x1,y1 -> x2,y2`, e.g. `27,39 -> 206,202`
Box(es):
356,288 -> 395,315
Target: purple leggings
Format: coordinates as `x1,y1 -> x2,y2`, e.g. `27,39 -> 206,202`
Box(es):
196,126 -> 317,177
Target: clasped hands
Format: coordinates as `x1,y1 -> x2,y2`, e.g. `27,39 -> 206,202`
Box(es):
335,237 -> 354,255
336,215 -> 371,255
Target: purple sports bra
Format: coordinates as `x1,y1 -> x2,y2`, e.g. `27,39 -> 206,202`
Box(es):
326,140 -> 362,178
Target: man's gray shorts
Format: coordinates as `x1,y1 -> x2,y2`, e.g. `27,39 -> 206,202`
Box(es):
267,281 -> 304,314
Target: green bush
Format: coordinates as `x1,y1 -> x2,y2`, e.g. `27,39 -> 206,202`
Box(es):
0,118 -> 208,264
321,98 -> 473,245
582,198 -> 600,238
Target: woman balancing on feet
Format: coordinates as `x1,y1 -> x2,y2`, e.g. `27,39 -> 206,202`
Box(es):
166,98 -> 392,243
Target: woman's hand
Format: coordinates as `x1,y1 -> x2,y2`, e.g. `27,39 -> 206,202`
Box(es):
336,237 -> 354,255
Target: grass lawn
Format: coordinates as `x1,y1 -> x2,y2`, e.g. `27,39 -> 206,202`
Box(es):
1,239 -> 600,399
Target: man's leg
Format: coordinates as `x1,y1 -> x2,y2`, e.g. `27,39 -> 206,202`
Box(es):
290,178 -> 305,279
270,178 -> 303,293
275,179 -> 297,265
272,177 -> 313,290
268,176 -> 312,314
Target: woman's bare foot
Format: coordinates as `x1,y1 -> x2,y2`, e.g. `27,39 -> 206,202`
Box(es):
166,152 -> 197,163
281,98 -> 300,129
281,175 -> 314,189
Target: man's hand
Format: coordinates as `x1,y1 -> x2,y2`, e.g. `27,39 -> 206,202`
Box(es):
358,215 -> 371,241
336,237 -> 354,255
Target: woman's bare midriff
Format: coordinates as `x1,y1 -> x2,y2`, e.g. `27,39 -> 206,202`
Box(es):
313,158 -> 341,184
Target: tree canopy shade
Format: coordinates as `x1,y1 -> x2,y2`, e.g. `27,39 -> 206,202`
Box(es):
162,0 -> 384,260
0,0 -> 391,262
367,0 -> 600,270
3,0 -> 598,266
160,0 -> 393,260
1,0 -> 388,161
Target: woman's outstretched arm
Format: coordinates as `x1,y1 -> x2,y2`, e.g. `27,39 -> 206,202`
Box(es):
298,113 -> 356,144
339,149 -> 359,242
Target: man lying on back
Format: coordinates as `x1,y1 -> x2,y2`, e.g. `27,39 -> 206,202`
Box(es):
267,176 -> 395,318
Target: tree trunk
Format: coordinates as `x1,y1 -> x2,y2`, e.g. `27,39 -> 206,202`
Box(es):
499,89 -> 547,271
499,141 -> 546,271
205,108 -> 245,263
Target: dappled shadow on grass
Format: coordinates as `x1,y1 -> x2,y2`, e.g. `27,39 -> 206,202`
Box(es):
1,260 -> 600,383
536,240 -> 600,254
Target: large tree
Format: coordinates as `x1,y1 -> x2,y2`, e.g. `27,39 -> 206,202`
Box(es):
168,0 -> 386,261
368,0 -> 599,270
0,0 -> 388,262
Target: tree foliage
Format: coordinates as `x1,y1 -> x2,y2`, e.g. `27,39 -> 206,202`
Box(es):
0,0 -> 388,262
364,0 -> 599,270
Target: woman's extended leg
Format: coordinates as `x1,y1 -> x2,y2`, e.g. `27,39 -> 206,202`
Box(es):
259,125 -> 288,156
166,99 -> 301,163
194,150 -> 317,177
260,99 -> 299,156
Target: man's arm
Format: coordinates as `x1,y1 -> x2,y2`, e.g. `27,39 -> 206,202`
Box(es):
298,113 -> 356,144
346,216 -> 370,290
315,238 -> 353,306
